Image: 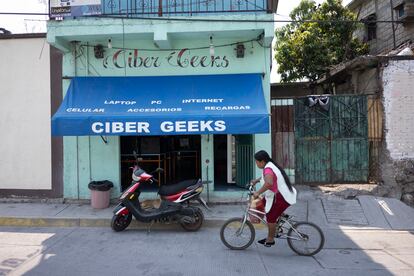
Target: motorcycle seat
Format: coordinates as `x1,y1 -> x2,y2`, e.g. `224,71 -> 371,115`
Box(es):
158,179 -> 199,196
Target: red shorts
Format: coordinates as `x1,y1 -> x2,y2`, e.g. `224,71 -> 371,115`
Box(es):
262,192 -> 290,223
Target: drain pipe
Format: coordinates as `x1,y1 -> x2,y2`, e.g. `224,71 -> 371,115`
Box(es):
390,0 -> 396,49
205,159 -> 210,203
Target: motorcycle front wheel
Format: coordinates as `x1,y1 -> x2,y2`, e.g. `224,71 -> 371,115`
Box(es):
111,213 -> 132,232
180,207 -> 204,232
220,217 -> 255,250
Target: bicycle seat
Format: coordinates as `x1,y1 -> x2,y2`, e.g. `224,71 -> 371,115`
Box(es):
278,213 -> 290,222
281,213 -> 290,219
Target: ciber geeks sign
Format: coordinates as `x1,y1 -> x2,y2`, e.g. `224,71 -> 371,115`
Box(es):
91,120 -> 227,134
103,48 -> 230,69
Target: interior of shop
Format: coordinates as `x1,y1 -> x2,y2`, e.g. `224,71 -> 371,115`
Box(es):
120,135 -> 201,191
120,134 -> 250,192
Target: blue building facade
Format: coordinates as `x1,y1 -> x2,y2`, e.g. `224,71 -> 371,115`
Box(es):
47,0 -> 277,200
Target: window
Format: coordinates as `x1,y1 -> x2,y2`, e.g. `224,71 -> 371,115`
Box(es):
395,4 -> 405,18
365,14 -> 377,41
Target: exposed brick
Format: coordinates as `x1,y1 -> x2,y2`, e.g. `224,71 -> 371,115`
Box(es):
382,60 -> 414,160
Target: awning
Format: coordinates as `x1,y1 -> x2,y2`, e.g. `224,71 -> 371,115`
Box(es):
52,74 -> 269,136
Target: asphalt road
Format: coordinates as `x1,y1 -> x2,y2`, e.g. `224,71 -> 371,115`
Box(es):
0,226 -> 413,276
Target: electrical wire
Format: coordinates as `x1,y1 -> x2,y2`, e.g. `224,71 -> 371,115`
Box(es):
0,11 -> 413,24
93,14 -> 412,24
77,45 -> 101,76
79,36 -> 264,52
0,12 -> 49,16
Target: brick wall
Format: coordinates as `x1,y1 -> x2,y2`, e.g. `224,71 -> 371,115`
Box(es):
376,59 -> 414,204
382,60 -> 414,160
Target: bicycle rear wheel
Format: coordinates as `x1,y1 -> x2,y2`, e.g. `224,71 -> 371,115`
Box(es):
287,222 -> 324,256
220,217 -> 255,250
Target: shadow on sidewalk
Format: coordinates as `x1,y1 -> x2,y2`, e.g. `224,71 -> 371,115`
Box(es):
1,194 -> 414,275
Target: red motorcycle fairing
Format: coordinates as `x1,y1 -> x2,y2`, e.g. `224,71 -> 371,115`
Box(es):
120,182 -> 140,199
114,204 -> 129,216
162,191 -> 188,202
139,172 -> 152,181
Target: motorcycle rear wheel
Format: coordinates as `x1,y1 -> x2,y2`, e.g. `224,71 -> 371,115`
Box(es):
111,213 -> 132,232
180,207 -> 204,232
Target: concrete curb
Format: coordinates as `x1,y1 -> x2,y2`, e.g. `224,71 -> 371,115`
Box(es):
0,217 -> 80,228
0,217 -> 231,229
2,216 -> 414,231
3,216 -> 408,231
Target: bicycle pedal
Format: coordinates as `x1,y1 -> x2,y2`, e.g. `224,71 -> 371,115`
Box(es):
275,228 -> 283,238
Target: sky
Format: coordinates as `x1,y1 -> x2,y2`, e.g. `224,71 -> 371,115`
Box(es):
0,0 -> 48,33
271,0 -> 353,82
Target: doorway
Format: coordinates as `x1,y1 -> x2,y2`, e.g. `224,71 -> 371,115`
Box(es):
120,136 -> 201,191
214,134 -> 252,190
214,135 -> 229,188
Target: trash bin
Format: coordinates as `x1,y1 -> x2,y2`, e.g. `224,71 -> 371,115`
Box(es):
88,180 -> 114,209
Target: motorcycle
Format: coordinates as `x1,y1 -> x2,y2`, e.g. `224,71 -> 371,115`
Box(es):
111,153 -> 209,232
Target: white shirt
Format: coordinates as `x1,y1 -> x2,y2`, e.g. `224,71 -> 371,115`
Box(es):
263,162 -> 297,209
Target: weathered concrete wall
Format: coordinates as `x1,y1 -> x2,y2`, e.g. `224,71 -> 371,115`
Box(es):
350,67 -> 380,94
381,59 -> 414,204
350,0 -> 414,55
328,67 -> 380,95
383,60 -> 414,159
0,37 -> 52,190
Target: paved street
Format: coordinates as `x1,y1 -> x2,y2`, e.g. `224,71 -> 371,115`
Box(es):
1,194 -> 414,275
0,225 -> 413,276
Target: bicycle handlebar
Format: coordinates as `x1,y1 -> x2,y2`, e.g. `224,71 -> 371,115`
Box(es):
246,184 -> 255,195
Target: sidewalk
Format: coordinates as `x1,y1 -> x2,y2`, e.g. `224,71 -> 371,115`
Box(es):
0,194 -> 414,231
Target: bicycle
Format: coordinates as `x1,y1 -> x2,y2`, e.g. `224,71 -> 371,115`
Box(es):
220,184 -> 325,256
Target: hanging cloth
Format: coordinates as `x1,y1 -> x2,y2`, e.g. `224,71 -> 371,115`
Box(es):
305,95 -> 330,111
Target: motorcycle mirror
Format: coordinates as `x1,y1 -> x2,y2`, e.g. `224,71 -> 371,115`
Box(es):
154,168 -> 164,173
132,150 -> 138,160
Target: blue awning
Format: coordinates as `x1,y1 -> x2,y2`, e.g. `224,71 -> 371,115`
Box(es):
52,74 -> 269,136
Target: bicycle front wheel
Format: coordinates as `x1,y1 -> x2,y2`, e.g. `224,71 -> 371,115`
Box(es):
220,217 -> 255,250
287,222 -> 324,256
